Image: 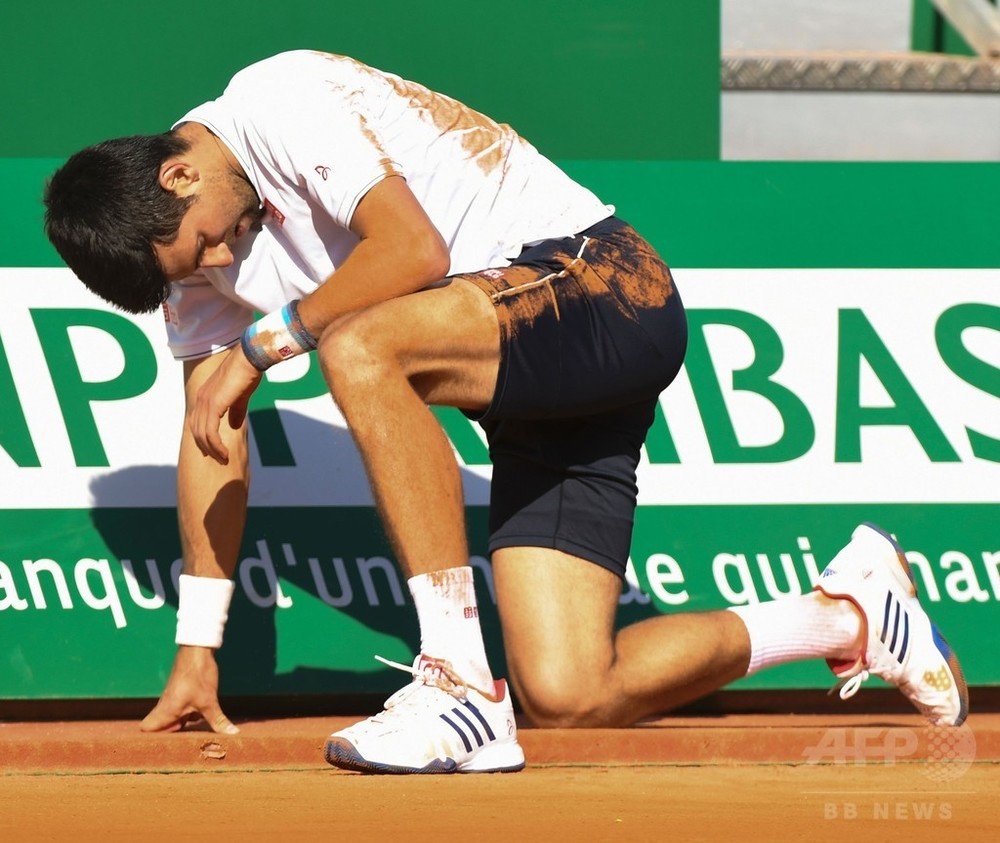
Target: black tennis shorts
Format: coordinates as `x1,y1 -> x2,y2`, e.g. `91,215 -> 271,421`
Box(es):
459,216 -> 687,578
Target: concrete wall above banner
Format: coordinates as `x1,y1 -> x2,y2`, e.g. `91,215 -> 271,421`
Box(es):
1,160 -> 998,700
720,0 -> 1000,160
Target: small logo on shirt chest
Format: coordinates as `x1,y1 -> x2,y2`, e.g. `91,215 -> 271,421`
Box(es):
314,165 -> 331,181
263,198 -> 286,226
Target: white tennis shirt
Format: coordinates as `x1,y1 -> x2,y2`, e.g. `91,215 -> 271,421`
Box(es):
163,50 -> 612,360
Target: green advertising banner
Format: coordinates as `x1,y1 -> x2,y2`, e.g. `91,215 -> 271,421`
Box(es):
2,160 -> 999,700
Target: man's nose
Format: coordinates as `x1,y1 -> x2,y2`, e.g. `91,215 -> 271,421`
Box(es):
200,242 -> 234,268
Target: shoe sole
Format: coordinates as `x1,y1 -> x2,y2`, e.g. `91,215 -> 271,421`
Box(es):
324,737 -> 526,775
825,523 -> 969,727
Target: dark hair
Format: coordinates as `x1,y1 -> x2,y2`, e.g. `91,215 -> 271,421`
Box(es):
43,133 -> 196,314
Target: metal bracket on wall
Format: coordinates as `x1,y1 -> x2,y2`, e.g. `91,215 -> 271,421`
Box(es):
930,0 -> 1000,57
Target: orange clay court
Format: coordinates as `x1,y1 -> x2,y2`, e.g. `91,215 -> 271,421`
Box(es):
1,706 -> 997,843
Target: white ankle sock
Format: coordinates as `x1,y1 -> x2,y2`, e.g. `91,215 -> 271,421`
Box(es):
407,566 -> 494,690
728,592 -> 863,676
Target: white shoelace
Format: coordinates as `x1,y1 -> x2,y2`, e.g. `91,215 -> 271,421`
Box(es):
834,670 -> 870,700
375,655 -> 469,702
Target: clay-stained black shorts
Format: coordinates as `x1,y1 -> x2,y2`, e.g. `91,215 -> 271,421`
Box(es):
458,216 -> 687,578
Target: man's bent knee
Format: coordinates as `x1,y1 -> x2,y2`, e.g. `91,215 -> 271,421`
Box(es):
511,664 -> 612,728
317,314 -> 395,394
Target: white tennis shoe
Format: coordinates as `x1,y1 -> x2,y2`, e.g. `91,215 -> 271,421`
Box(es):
325,655 -> 525,774
816,523 -> 968,726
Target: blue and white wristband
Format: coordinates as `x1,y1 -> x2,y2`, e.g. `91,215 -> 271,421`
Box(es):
241,299 -> 318,371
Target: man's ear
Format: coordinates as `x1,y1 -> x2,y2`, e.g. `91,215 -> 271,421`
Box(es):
159,160 -> 200,197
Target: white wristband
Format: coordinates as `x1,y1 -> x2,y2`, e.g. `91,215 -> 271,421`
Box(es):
175,574 -> 236,649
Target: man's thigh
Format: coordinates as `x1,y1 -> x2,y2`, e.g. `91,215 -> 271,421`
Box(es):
326,276 -> 502,412
492,546 -> 621,693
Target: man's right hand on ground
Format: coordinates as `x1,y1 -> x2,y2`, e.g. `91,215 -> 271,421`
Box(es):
140,645 -> 239,735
